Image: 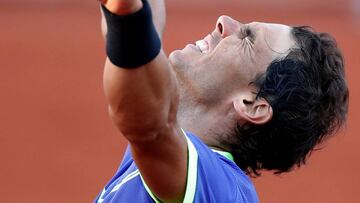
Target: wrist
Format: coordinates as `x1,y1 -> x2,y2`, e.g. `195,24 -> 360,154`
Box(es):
101,0 -> 161,68
104,0 -> 143,15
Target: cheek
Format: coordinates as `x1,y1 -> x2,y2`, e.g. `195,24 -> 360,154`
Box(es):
194,58 -> 242,95
205,45 -> 245,78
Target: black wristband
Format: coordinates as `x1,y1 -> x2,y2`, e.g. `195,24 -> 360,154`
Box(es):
101,0 -> 161,68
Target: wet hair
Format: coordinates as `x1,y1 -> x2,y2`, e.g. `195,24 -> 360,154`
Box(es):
230,26 -> 349,176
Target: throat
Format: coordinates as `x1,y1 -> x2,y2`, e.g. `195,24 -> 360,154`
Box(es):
177,101 -> 237,151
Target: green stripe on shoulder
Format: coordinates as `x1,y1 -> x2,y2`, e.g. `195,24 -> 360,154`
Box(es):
211,149 -> 234,162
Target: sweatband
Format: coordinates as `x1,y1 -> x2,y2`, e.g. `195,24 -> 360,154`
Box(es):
101,0 -> 161,68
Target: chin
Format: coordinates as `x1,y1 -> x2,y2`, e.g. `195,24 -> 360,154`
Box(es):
169,50 -> 186,72
168,50 -> 179,65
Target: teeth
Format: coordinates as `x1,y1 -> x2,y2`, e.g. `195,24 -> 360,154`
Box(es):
195,40 -> 209,53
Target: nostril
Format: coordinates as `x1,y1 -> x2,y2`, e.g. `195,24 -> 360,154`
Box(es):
217,23 -> 223,34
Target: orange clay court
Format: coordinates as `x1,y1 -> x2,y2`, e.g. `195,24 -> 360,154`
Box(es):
0,0 -> 359,202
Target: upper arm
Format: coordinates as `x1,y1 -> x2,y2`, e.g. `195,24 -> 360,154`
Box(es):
100,1 -> 187,202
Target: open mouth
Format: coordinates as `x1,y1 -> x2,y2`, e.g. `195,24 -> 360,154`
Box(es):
195,39 -> 209,53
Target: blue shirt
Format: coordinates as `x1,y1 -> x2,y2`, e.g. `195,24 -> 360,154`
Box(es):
94,130 -> 259,203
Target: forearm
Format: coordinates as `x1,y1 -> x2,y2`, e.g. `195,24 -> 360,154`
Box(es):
104,53 -> 178,140
101,0 -> 177,140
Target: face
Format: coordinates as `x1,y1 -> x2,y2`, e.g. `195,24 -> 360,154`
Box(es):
169,15 -> 296,105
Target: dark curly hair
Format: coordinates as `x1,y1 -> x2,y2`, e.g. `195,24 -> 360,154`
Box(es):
230,26 -> 349,176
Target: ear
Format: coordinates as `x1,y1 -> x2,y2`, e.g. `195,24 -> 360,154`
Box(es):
233,92 -> 273,125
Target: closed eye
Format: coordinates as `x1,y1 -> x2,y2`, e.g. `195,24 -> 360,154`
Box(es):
241,25 -> 255,42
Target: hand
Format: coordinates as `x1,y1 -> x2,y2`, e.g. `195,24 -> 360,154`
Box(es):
98,0 -> 143,15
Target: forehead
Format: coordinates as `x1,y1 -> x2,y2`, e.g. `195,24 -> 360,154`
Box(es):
248,22 -> 295,54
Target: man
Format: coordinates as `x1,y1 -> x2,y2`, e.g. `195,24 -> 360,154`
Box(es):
95,0 -> 349,202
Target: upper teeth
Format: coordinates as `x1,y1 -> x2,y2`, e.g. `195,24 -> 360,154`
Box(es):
195,40 -> 209,53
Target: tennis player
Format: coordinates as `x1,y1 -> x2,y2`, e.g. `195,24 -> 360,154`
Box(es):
94,0 -> 349,202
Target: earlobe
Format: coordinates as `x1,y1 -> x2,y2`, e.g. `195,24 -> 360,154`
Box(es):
233,96 -> 273,125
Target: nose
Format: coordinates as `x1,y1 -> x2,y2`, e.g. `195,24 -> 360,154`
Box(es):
216,15 -> 240,38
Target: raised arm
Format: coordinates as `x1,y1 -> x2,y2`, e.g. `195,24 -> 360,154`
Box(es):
100,0 -> 187,202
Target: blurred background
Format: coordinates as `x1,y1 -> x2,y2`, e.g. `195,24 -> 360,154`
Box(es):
0,0 -> 359,202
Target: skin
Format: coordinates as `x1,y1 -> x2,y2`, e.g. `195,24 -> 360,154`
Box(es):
100,1 -> 296,202
170,16 -> 296,149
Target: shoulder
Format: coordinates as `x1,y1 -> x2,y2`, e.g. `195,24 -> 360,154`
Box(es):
95,131 -> 259,203
184,131 -> 259,203
94,146 -> 154,203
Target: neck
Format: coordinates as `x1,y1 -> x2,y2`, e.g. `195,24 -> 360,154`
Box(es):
177,99 -> 237,151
